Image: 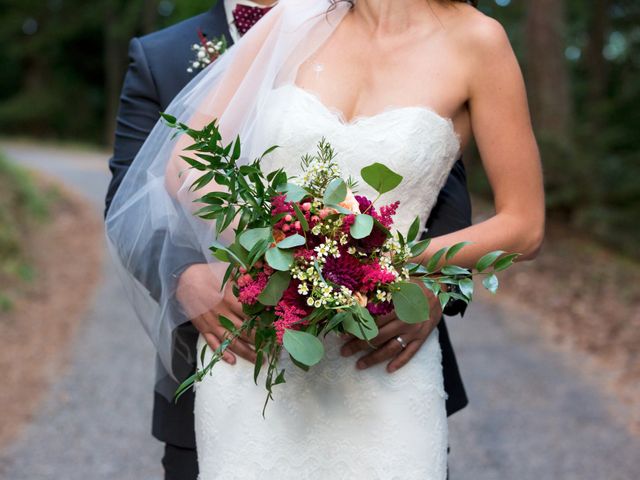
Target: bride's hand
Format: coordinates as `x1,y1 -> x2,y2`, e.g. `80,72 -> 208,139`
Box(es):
176,263 -> 258,365
340,281 -> 442,373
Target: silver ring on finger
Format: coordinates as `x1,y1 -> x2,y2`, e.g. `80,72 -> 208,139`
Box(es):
395,336 -> 408,349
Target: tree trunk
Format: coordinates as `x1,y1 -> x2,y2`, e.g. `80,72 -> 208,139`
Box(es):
104,2 -> 122,145
524,0 -> 572,138
142,0 -> 160,35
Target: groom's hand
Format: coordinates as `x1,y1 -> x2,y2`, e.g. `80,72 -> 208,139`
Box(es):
340,282 -> 442,373
177,264 -> 257,365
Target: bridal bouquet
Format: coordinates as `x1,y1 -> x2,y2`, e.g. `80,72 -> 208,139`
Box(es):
162,114 -> 518,413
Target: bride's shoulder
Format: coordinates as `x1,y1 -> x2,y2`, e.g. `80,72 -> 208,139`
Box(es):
446,5 -> 513,58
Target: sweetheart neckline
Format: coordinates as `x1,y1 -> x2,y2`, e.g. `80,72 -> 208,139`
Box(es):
275,83 -> 462,150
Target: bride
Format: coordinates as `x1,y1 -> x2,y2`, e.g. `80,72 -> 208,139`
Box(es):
106,0 -> 544,479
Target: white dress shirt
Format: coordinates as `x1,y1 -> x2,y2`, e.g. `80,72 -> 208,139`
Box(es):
224,0 -> 278,43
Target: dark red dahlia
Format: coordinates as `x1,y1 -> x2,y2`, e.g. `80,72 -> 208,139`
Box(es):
321,249 -> 364,292
367,300 -> 393,316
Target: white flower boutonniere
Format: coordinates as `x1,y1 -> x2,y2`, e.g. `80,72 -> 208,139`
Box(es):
187,28 -> 228,73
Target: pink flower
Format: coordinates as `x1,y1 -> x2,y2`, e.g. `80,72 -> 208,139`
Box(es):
237,271 -> 269,305
361,261 -> 397,292
354,195 -> 399,228
274,281 -> 311,344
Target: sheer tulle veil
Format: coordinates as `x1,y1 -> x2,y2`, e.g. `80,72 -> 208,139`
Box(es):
105,1 -> 351,399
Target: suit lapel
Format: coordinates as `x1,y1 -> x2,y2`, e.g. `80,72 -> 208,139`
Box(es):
201,0 -> 234,47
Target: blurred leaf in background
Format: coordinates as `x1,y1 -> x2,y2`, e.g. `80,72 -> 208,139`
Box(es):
0,153 -> 52,311
473,0 -> 640,258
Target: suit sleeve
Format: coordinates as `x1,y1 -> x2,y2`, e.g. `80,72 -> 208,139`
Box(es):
105,37 -> 205,300
424,158 -> 473,317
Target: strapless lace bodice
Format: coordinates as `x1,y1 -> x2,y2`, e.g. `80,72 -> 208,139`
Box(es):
195,84 -> 454,480
251,84 -> 462,235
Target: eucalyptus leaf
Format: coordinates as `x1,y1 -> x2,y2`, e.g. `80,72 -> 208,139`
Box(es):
323,178 -> 347,205
321,311 -> 352,336
361,162 -> 403,194
265,246 -> 294,271
277,234 -> 306,249
239,227 -> 272,252
283,183 -> 308,203
343,309 -> 378,340
257,271 -> 291,306
283,329 -> 324,367
392,282 -> 429,323
350,214 -> 374,239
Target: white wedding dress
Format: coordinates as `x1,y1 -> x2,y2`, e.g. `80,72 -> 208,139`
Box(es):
194,83 -> 461,480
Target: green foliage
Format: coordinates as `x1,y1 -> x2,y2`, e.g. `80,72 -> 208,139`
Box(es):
282,329 -> 324,367
469,0 -> 640,259
0,152 -> 52,309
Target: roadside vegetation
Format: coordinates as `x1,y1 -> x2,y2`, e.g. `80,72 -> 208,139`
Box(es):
0,153 -> 57,312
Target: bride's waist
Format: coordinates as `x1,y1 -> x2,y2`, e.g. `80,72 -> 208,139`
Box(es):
196,330 -> 442,375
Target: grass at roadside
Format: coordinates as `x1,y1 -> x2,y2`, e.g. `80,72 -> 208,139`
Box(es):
0,153 -> 59,311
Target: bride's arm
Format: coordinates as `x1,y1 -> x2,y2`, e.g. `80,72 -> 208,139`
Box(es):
416,18 -> 545,269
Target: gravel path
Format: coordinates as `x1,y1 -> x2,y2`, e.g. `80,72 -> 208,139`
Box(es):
1,142 -> 638,480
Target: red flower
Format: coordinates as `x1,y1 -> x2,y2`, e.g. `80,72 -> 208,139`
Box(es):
237,271 -> 269,305
322,248 -> 364,292
274,281 -> 312,344
361,261 -> 397,292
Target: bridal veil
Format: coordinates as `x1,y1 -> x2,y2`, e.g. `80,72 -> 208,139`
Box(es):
105,0 -> 351,399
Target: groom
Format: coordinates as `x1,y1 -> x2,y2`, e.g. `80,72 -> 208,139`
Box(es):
106,1 -> 472,478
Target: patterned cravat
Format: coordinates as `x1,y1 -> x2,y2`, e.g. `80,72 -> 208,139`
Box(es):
232,3 -> 274,36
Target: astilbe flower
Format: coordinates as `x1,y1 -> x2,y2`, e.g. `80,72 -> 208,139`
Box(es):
322,248 -> 364,292
377,201 -> 399,229
274,281 -> 311,344
360,261 -> 397,292
354,195 -> 398,228
237,271 -> 269,305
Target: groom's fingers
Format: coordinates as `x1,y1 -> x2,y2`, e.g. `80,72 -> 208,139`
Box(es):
386,340 -> 422,373
202,331 -> 236,365
220,310 -> 256,344
225,336 -> 258,364
354,338 -> 404,370
340,318 -> 403,357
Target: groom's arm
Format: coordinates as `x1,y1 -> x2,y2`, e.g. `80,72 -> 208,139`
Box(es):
105,37 -> 205,300
424,158 -> 473,317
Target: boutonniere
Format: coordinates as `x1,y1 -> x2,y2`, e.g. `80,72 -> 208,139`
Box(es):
187,28 -> 228,73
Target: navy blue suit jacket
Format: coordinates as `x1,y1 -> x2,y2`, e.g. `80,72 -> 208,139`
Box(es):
106,1 -> 470,449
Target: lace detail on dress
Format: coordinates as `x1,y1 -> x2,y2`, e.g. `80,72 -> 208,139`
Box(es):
195,84 -> 457,479
195,333 -> 448,480
250,84 -> 462,236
